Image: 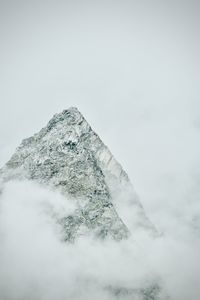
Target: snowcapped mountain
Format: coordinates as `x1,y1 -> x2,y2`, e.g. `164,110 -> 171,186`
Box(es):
0,107 -> 155,242
0,107 -> 163,300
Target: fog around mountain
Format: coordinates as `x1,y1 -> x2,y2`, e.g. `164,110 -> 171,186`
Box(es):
0,109 -> 200,300
0,1 -> 200,299
0,178 -> 200,300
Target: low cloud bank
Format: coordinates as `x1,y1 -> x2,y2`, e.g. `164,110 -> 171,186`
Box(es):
0,180 -> 199,300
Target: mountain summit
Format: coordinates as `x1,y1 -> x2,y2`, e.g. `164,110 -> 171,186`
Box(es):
0,107 -> 154,241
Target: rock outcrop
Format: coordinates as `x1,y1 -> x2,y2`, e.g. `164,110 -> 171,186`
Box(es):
0,107 -> 154,241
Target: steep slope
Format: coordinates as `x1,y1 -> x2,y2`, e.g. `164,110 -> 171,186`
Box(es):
0,107 -> 154,241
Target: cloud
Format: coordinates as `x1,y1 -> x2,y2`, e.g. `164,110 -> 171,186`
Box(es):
0,180 -> 199,300
0,1 -> 200,299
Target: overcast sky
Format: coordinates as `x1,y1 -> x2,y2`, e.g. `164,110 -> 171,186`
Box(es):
1,0 -> 200,225
1,2 -> 200,299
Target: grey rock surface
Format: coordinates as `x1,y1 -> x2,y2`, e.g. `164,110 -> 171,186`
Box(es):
0,107 -> 154,241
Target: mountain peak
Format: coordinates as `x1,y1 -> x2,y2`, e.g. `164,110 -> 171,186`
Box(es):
0,108 -> 155,241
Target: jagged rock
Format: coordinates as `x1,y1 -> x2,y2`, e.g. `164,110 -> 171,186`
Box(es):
0,107 -> 154,241
106,283 -> 161,300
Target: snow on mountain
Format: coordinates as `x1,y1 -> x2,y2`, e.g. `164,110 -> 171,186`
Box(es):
0,107 -> 155,241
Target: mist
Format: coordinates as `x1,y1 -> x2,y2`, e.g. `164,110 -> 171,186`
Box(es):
1,0 -> 200,299
0,180 -> 200,300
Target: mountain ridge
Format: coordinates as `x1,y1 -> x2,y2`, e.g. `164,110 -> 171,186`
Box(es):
0,107 -> 155,241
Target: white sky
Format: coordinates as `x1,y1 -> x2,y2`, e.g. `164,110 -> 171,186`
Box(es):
0,0 -> 200,224
1,3 -> 200,299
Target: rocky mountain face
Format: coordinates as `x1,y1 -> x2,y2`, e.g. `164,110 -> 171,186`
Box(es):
0,107 -> 161,299
0,107 -> 154,241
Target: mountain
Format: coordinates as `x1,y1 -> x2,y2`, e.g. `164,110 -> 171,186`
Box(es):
0,107 -> 154,241
0,107 -> 161,300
